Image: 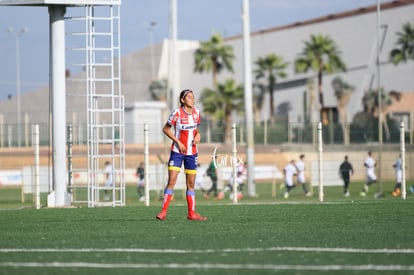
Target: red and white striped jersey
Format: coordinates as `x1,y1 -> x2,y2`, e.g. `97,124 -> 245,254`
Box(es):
167,106 -> 200,155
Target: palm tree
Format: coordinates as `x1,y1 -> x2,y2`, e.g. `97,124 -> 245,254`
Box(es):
332,76 -> 354,145
254,53 -> 289,121
390,21 -> 414,64
201,78 -> 244,145
294,34 -> 346,122
252,82 -> 266,124
148,79 -> 168,101
362,88 -> 398,141
194,33 -> 235,86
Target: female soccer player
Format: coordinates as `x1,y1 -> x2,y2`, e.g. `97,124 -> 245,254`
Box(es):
156,89 -> 207,221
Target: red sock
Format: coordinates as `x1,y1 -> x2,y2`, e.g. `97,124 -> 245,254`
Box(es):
186,190 -> 195,215
161,190 -> 174,212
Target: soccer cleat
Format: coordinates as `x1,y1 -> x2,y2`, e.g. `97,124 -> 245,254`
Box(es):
283,192 -> 289,199
363,185 -> 369,193
217,192 -> 224,200
392,189 -> 401,197
156,211 -> 167,220
360,191 -> 366,197
203,193 -> 210,200
344,191 -> 350,197
305,192 -> 312,197
187,213 -> 207,221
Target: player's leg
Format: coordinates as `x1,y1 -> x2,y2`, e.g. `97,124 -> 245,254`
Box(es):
392,171 -> 402,196
300,180 -> 310,196
212,179 -> 218,197
392,182 -> 402,196
184,155 -> 206,221
284,177 -> 294,199
344,178 -> 350,197
156,152 -> 182,220
360,174 -> 372,196
104,180 -> 111,201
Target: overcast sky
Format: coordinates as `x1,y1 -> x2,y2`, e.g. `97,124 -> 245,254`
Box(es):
0,0 -> 390,98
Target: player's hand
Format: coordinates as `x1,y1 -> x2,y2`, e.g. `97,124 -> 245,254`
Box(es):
178,142 -> 186,153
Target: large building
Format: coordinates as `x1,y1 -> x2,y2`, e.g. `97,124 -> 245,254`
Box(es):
178,0 -> 414,126
0,0 -> 413,144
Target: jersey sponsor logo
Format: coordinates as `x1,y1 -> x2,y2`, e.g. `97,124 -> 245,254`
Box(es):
180,124 -> 197,130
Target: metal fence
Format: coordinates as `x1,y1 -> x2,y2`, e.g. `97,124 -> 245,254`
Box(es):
0,120 -> 412,148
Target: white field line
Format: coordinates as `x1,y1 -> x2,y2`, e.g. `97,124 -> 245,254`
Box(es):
0,262 -> 414,271
1,247 -> 414,254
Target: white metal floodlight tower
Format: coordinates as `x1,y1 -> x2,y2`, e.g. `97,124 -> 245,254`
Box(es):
0,0 -> 125,208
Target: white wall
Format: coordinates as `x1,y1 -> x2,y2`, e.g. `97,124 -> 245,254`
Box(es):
178,4 -> 414,124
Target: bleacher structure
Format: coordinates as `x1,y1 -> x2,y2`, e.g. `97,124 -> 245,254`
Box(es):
65,4 -> 125,207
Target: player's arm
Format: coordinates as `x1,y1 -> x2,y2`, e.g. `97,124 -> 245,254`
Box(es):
163,123 -> 186,153
193,130 -> 201,145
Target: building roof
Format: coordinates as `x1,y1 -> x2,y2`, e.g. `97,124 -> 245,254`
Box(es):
0,0 -> 120,6
225,0 -> 414,42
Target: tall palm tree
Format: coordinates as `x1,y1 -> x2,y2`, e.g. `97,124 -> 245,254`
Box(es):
254,53 -> 289,121
362,88 -> 399,141
332,76 -> 354,145
148,79 -> 168,101
294,34 -> 346,122
252,82 -> 266,124
201,78 -> 244,145
194,33 -> 235,86
390,21 -> 414,64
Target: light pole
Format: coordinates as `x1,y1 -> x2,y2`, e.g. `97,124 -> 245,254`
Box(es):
147,21 -> 157,80
7,27 -> 28,147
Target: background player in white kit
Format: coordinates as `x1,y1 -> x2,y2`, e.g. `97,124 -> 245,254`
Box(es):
195,163 -> 208,196
392,155 -> 402,197
295,154 -> 311,197
103,161 -> 113,201
283,160 -> 297,199
360,151 -> 376,196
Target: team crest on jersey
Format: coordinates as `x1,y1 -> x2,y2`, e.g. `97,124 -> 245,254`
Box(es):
169,160 -> 175,166
193,112 -> 199,121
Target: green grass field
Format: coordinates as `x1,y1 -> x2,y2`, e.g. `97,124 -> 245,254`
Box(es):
0,182 -> 413,274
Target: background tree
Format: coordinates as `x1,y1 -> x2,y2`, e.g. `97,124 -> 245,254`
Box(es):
332,76 -> 354,145
148,79 -> 168,101
254,53 -> 289,122
194,33 -> 235,86
390,21 -> 414,65
200,78 -> 244,145
252,82 -> 266,124
354,88 -> 400,141
294,34 -> 346,122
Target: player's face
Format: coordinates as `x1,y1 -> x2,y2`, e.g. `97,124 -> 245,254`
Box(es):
182,92 -> 195,108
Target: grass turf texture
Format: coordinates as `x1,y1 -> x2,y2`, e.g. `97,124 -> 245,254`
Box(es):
0,183 -> 413,274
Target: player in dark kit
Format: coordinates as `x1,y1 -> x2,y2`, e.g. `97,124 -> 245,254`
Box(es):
339,155 -> 354,197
